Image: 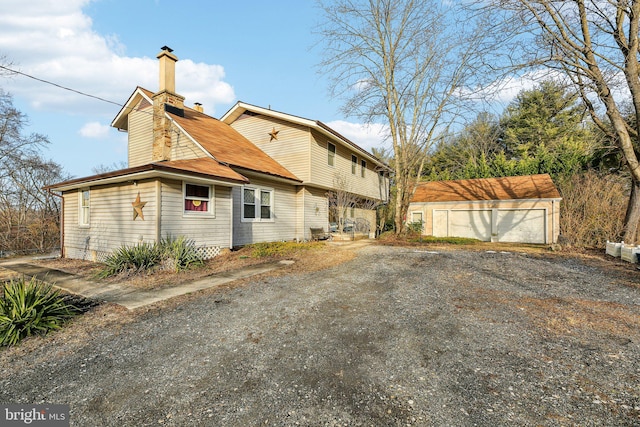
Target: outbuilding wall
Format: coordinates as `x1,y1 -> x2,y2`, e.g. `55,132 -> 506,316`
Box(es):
407,199 -> 561,244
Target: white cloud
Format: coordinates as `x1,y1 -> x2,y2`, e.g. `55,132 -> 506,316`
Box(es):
326,120 -> 389,154
0,0 -> 234,116
78,121 -> 109,138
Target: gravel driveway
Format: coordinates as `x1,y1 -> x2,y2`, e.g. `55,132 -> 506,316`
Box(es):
1,245 -> 639,426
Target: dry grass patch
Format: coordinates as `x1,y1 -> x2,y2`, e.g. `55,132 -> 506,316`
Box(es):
0,302 -> 133,368
516,297 -> 640,339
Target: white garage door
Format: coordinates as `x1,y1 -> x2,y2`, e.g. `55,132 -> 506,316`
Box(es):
497,209 -> 546,244
449,210 -> 491,241
433,210 -> 448,237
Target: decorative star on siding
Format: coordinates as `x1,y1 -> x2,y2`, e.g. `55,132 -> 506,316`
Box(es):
132,192 -> 147,220
268,127 -> 279,141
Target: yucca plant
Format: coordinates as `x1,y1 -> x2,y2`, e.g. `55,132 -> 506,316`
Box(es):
0,277 -> 77,347
97,242 -> 163,278
98,236 -> 204,278
160,235 -> 204,271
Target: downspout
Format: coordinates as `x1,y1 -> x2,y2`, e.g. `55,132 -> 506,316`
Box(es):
48,189 -> 64,258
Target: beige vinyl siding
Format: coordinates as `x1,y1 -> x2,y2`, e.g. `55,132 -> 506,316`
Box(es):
309,129 -> 384,201
296,187 -> 305,241
62,191 -> 88,259
63,181 -> 157,260
229,114 -> 310,182
159,179 -> 232,248
128,99 -> 154,167
301,187 -> 330,240
232,176 -> 298,246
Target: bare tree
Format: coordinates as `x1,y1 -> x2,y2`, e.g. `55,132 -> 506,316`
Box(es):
0,90 -> 67,253
317,0 -> 483,233
91,161 -> 128,175
327,172 -> 358,234
0,90 -> 48,179
327,172 -> 381,237
477,0 -> 640,242
0,155 -> 67,252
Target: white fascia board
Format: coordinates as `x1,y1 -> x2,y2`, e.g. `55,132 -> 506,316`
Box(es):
111,88 -> 154,130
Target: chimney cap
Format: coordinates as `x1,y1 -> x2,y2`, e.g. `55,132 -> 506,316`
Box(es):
160,45 -> 174,53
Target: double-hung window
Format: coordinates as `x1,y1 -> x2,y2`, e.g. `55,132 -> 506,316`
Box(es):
361,159 -> 367,177
328,142 -> 336,167
79,189 -> 90,227
184,183 -> 213,215
243,187 -> 273,221
351,155 -> 357,174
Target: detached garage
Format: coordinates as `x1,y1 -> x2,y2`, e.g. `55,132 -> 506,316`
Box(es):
408,174 -> 562,244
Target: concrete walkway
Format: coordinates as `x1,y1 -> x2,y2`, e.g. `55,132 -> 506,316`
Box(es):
0,257 -> 290,310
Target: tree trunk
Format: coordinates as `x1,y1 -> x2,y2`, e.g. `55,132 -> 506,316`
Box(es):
623,178 -> 640,243
394,187 -> 405,234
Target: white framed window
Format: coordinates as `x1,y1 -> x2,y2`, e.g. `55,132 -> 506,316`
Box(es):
361,159 -> 367,177
79,189 -> 90,227
242,186 -> 274,222
183,183 -> 214,215
351,155 -> 357,174
328,142 -> 336,167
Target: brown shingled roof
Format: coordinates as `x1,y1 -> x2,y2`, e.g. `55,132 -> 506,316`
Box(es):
411,174 -> 561,203
154,157 -> 249,183
167,108 -> 301,182
46,158 -> 248,191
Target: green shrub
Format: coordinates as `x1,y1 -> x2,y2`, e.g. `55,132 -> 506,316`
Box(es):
248,241 -> 323,258
0,277 -> 77,347
409,235 -> 480,245
406,221 -> 424,234
160,235 -> 204,271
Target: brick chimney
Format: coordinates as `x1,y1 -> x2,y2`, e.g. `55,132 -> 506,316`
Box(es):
194,102 -> 204,113
152,46 -> 185,161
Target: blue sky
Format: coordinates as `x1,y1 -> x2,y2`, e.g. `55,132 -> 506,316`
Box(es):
0,0 -> 531,179
0,0 -> 391,178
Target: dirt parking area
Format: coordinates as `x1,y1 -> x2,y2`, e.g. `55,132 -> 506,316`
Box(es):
1,244 -> 639,426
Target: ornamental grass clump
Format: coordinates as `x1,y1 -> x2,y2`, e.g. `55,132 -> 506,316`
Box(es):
98,236 -> 204,278
0,277 -> 77,347
160,235 -> 204,272
98,242 -> 163,278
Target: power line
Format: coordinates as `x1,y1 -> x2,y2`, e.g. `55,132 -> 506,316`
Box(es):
0,64 -> 123,107
0,64 -> 203,156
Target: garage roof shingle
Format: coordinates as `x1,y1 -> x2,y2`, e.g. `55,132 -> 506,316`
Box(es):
411,174 -> 561,203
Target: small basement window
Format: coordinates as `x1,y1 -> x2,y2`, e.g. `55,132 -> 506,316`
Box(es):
184,183 -> 213,214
